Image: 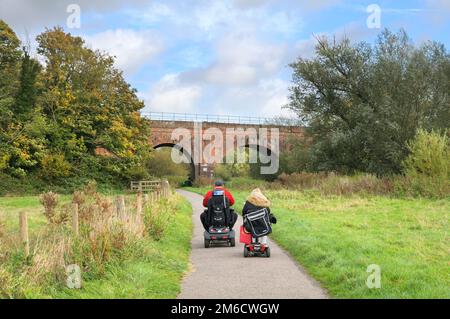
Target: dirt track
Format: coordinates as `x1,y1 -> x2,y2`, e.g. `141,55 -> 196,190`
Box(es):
176,189 -> 328,299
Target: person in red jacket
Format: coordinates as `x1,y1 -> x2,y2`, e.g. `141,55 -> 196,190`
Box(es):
202,180 -> 235,207
200,180 -> 237,230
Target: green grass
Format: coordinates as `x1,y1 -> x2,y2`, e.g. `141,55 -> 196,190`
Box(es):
186,186 -> 450,298
50,194 -> 193,299
0,195 -> 71,233
0,193 -> 193,299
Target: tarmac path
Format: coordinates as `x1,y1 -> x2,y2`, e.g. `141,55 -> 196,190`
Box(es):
176,189 -> 328,299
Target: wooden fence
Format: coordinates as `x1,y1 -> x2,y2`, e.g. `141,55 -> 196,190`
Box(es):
17,180 -> 171,258
130,180 -> 170,194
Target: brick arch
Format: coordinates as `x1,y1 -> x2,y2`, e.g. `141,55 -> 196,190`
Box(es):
148,119 -> 306,179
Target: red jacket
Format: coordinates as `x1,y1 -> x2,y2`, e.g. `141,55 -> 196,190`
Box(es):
203,186 -> 235,207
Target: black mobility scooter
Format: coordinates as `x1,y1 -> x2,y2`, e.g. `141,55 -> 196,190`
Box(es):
203,189 -> 236,248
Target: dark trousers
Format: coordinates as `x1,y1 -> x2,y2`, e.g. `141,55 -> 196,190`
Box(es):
200,210 -> 238,231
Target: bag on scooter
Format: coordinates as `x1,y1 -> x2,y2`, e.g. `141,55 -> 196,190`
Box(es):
239,225 -> 252,244
244,208 -> 272,238
207,190 -> 229,227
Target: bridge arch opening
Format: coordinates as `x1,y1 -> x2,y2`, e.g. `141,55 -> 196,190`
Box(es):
243,144 -> 279,180
153,143 -> 195,182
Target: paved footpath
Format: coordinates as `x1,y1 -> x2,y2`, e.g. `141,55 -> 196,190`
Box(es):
176,189 -> 328,299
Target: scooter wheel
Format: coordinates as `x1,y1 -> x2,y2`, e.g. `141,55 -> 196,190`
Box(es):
204,239 -> 210,248
265,247 -> 271,257
243,246 -> 249,257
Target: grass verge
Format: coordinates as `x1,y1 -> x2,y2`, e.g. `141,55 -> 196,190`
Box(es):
0,192 -> 193,299
186,186 -> 449,298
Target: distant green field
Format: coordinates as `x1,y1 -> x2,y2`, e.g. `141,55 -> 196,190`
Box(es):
187,186 -> 450,298
0,195 -> 71,233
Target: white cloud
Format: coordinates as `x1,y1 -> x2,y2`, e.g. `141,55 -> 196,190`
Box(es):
298,0 -> 341,11
84,29 -> 163,75
259,79 -> 291,116
0,0 -> 149,30
194,33 -> 287,86
144,74 -> 202,113
211,78 -> 293,117
425,0 -> 450,26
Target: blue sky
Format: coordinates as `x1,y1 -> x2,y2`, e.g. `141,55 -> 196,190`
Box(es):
1,0 -> 449,118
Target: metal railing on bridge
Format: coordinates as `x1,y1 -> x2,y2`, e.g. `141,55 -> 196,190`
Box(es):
141,112 -> 301,126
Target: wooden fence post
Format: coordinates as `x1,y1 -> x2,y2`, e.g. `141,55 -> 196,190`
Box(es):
116,195 -> 126,221
161,180 -> 170,197
136,192 -> 143,223
19,212 -> 29,258
72,203 -> 79,236
144,193 -> 149,207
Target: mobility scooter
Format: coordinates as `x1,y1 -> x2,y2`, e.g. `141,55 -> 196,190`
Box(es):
203,189 -> 235,248
240,208 -> 272,257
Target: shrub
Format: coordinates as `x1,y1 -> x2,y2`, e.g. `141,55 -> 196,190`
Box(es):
166,175 -> 188,187
40,153 -> 71,181
398,129 -> 450,197
126,165 -> 150,181
193,176 -> 213,188
147,148 -> 190,178
39,191 -> 68,225
213,164 -> 232,181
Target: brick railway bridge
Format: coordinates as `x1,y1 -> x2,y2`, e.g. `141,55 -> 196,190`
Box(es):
144,112 -> 306,180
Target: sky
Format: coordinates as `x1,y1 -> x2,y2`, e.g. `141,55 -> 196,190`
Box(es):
1,0 -> 449,118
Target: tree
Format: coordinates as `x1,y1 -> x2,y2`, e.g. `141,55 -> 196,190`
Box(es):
0,20 -> 43,177
15,49 -> 41,119
36,27 -> 152,181
0,19 -> 21,122
288,29 -> 450,175
0,23 -> 153,188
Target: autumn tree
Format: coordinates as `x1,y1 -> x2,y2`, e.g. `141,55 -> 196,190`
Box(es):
36,27 -> 152,181
1,21 -> 152,187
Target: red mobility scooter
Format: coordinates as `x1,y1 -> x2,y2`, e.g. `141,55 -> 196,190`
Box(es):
239,208 -> 272,257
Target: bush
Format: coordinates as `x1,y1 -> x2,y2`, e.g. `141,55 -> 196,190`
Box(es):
213,164 -> 232,181
39,191 -> 68,225
193,176 -> 214,188
166,175 -> 188,187
40,153 -> 71,181
396,129 -> 449,197
147,148 -> 190,178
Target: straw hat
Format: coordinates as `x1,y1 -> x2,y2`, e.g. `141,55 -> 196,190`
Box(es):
247,188 -> 271,207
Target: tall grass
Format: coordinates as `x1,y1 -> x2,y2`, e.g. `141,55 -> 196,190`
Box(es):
195,170 -> 448,198
0,182 -> 177,298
